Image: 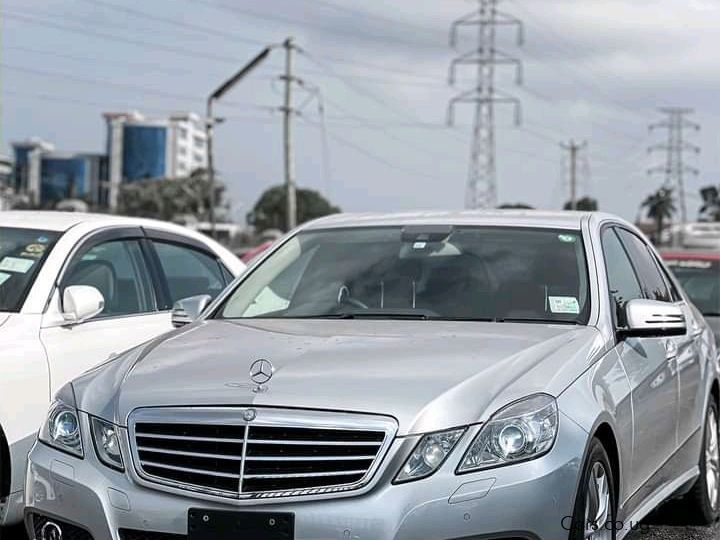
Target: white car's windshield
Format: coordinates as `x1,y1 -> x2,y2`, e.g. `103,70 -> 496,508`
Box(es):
665,258 -> 720,316
219,226 -> 591,324
0,227 -> 60,312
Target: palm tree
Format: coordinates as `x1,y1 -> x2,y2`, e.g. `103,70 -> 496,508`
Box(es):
642,187 -> 676,243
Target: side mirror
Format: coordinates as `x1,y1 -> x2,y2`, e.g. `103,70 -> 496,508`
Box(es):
62,285 -> 105,325
171,294 -> 212,328
621,299 -> 687,338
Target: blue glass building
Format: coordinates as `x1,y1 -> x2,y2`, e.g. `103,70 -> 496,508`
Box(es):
122,125 -> 167,182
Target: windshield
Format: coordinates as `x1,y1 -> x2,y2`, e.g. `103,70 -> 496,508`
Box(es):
665,258 -> 720,316
218,226 -> 591,324
0,228 -> 61,312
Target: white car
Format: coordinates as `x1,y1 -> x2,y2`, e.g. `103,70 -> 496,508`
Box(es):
0,211 -> 244,526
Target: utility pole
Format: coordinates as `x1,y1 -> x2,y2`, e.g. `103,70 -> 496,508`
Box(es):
206,46 -> 272,238
282,37 -> 298,231
561,140 -> 587,210
447,0 -> 524,210
648,108 -> 700,225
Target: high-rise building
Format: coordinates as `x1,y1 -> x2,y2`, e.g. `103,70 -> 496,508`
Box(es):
10,139 -> 108,208
0,153 -> 13,211
104,111 -> 208,210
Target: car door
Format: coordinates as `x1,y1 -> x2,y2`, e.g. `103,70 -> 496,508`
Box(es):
601,226 -> 679,495
40,229 -> 171,396
618,230 -> 705,453
146,235 -> 231,308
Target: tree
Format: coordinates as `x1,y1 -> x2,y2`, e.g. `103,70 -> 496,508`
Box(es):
642,187 -> 676,243
248,185 -> 340,232
117,170 -> 226,222
563,197 -> 598,211
699,185 -> 720,222
497,203 -> 534,209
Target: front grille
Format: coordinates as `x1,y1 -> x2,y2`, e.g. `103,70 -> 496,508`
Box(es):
129,408 -> 395,499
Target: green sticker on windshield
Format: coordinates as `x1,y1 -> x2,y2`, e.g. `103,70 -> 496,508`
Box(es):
558,234 -> 577,243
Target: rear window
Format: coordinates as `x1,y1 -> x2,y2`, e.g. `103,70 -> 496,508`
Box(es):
0,228 -> 61,312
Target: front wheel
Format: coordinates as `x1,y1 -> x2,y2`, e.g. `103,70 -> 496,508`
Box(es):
681,400 -> 720,525
568,438 -> 617,540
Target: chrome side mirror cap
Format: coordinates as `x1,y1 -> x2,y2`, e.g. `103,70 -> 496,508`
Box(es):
171,294 -> 212,328
62,285 -> 105,325
621,299 -> 687,338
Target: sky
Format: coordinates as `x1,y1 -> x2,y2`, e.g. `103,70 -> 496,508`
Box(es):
1,0 -> 718,223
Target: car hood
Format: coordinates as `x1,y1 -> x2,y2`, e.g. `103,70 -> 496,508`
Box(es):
0,313 -> 9,328
74,319 -> 606,435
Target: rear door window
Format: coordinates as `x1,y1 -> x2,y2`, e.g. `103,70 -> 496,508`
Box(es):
152,242 -> 226,304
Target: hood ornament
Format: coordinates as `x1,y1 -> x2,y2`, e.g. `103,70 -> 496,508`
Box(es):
249,359 -> 274,393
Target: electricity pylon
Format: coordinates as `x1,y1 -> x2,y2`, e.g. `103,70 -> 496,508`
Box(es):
648,108 -> 700,224
447,0 -> 524,210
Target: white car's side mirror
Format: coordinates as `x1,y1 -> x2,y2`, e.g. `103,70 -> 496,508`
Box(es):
62,285 -> 105,325
171,294 -> 212,328
621,299 -> 687,338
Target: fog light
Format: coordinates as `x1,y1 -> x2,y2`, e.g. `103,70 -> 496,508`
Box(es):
41,521 -> 63,540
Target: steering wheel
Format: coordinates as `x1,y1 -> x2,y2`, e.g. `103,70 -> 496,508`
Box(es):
337,285 -> 368,310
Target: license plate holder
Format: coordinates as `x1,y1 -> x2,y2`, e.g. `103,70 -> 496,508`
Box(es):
188,509 -> 295,539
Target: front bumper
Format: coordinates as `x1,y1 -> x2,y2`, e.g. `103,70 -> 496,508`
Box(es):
25,412 -> 587,540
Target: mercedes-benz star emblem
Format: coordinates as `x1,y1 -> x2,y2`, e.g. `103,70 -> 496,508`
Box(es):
250,359 -> 274,386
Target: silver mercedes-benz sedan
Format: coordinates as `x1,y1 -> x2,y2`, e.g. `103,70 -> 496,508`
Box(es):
24,211 -> 719,540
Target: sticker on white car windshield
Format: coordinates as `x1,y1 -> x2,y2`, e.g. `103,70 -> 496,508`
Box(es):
558,234 -> 577,243
0,257 -> 35,273
548,296 -> 580,314
0,272 -> 11,286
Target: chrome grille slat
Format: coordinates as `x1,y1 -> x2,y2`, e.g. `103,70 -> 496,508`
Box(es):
247,439 -> 381,446
130,409 -> 396,500
135,433 -> 245,443
140,461 -> 241,479
243,469 -> 368,479
244,455 -> 377,461
137,446 -> 243,460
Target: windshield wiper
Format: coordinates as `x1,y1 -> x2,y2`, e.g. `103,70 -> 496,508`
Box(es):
495,317 -> 581,325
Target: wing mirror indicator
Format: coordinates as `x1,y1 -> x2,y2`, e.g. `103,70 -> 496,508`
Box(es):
62,285 -> 105,326
620,299 -> 687,339
171,294 -> 212,328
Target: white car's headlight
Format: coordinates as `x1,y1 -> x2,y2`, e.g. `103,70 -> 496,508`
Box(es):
457,394 -> 558,474
91,417 -> 124,471
395,428 -> 465,483
39,387 -> 83,458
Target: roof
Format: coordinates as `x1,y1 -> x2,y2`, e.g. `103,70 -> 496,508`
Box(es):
0,210 -> 195,234
302,210 -> 606,231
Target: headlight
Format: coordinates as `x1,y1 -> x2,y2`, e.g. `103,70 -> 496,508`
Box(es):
457,394 -> 558,474
395,428 -> 465,483
91,417 -> 124,471
39,388 -> 83,458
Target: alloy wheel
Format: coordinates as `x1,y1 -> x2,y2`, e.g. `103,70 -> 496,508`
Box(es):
707,408 -> 720,511
584,461 -> 612,540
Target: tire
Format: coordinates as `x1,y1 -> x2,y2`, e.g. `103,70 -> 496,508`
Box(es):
567,438 -> 617,540
680,400 -> 720,525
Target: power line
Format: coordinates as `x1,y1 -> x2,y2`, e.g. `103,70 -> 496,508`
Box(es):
1,62 -> 270,109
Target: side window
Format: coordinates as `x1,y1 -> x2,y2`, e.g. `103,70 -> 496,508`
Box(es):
64,239 -> 155,317
153,242 -> 225,304
615,229 -> 672,302
601,228 -> 643,326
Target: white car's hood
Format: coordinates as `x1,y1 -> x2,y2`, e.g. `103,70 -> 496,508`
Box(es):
75,319 -> 607,435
